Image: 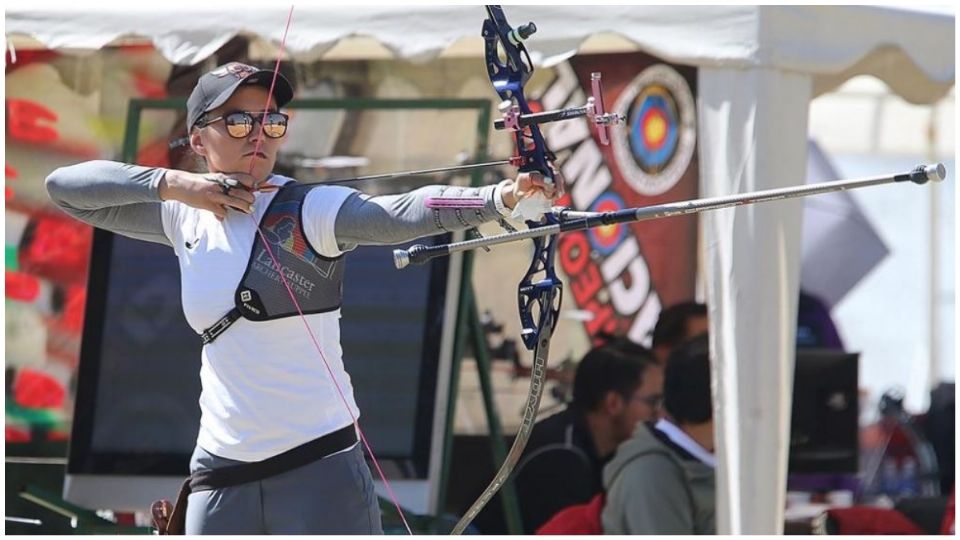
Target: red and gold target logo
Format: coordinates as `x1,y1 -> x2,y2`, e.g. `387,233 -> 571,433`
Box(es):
587,192 -> 628,255
612,64 -> 696,196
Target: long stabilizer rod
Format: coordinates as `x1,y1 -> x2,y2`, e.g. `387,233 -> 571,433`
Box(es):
394,163 -> 946,269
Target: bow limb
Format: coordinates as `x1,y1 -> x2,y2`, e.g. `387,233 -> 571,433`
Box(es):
450,223 -> 561,534
450,306 -> 554,535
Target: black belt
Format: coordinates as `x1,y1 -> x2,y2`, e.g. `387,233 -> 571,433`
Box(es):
190,424 -> 358,491
157,425 -> 357,535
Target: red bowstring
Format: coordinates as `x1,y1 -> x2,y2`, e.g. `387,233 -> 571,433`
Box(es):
243,5 -> 413,534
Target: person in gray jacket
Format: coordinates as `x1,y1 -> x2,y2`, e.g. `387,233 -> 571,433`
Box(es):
602,333 -> 716,534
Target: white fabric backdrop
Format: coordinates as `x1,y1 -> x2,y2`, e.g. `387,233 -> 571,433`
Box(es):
698,67 -> 811,533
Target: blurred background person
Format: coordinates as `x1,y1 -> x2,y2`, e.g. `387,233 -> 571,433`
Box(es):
514,337 -> 663,533
602,333 -> 715,534
651,302 -> 708,364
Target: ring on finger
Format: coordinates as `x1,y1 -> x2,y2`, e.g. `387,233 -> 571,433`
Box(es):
205,174 -> 239,193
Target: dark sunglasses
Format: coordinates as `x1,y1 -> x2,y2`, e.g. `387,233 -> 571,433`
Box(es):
197,110 -> 289,139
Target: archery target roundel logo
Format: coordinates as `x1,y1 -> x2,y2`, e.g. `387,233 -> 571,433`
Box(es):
612,64 -> 696,196
587,192 -> 628,256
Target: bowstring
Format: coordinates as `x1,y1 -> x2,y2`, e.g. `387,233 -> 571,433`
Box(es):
242,5 -> 413,534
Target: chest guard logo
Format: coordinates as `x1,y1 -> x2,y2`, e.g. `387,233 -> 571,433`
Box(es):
260,204 -> 339,279
236,183 -> 344,321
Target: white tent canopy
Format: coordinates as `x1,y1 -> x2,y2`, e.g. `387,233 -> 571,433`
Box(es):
7,5 -> 955,100
7,5 -> 955,534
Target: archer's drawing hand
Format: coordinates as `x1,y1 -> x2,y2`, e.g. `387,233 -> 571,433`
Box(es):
159,170 -> 259,221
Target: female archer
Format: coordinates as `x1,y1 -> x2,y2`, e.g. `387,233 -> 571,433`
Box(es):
46,62 -> 561,534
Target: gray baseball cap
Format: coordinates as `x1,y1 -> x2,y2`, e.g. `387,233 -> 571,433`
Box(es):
186,62 -> 294,133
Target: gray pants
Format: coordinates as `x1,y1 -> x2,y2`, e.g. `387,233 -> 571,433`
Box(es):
185,443 -> 383,534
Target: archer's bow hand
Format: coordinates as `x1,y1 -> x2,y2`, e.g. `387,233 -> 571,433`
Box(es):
500,162 -> 565,221
502,163 -> 565,208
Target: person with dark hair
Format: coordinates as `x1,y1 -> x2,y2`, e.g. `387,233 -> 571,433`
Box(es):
514,339 -> 663,533
651,301 -> 709,363
602,333 -> 716,534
